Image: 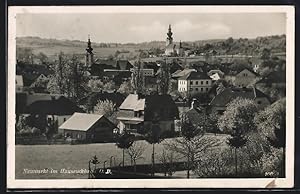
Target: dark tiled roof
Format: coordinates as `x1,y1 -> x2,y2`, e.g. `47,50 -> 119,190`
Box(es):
209,87 -> 269,107
179,71 -> 211,80
24,96 -> 83,115
236,68 -> 259,77
185,107 -> 205,125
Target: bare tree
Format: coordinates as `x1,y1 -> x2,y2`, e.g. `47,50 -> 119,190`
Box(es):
165,135 -> 222,178
125,141 -> 146,173
159,149 -> 178,177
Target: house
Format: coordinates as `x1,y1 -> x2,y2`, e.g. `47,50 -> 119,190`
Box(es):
58,112 -> 118,143
183,99 -> 206,127
209,87 -> 270,114
234,68 -> 260,88
16,93 -> 83,132
207,70 -> 225,81
171,68 -> 197,79
29,74 -> 50,93
117,94 -> 179,135
178,71 -> 213,95
16,75 -> 24,92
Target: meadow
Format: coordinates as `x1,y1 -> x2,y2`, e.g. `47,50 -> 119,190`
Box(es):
15,135 -> 228,179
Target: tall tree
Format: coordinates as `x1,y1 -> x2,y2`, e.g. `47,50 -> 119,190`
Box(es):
157,59 -> 171,95
125,141 -> 146,173
131,60 -> 145,94
144,121 -> 163,176
218,97 -> 258,176
94,100 -> 117,124
115,132 -> 134,167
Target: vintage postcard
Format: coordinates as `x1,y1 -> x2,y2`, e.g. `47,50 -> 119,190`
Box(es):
7,6 -> 295,189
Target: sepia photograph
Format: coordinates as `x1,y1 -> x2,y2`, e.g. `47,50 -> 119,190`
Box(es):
7,6 -> 295,188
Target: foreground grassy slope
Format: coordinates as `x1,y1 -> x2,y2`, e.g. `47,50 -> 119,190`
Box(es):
15,135 -> 228,179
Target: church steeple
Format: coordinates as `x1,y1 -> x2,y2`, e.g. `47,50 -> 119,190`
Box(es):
166,24 -> 173,46
85,35 -> 94,67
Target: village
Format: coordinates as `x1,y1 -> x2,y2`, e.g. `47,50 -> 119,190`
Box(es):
15,25 -> 286,179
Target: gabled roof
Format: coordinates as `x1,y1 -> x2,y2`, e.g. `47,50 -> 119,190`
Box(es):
209,87 -> 269,107
119,94 -> 145,111
59,112 -> 106,131
179,71 -> 211,80
236,68 -> 259,77
172,69 -> 196,78
207,69 -> 225,77
23,95 -> 83,115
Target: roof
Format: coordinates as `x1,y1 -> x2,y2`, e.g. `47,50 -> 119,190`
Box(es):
59,112 -> 105,131
179,71 -> 211,80
119,94 -> 145,111
209,87 -> 269,107
185,107 -> 205,125
236,68 -> 259,77
96,59 -> 133,71
23,95 -> 83,115
207,70 -> 225,77
172,69 -> 196,78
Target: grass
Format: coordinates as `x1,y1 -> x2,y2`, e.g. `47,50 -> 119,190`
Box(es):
15,134 -> 228,179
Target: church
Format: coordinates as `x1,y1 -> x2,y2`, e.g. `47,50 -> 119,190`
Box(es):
164,24 -> 184,57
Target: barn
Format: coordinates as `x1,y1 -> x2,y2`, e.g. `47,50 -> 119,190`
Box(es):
58,112 -> 118,143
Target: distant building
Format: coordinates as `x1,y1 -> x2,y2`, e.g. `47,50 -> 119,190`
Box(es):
117,94 -> 179,135
164,25 -> 184,57
234,68 -> 260,88
178,71 -> 213,95
58,112 -> 118,143
207,70 -> 225,81
209,87 -> 270,114
16,75 -> 24,92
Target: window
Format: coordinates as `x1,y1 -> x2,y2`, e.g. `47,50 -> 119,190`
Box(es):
201,81 -> 203,85
196,81 -> 198,85
201,88 -> 203,92
63,118 -> 67,122
190,81 -> 193,85
206,88 -> 209,91
196,88 -> 198,91
206,81 -> 209,84
77,134 -> 81,139
134,111 -> 138,117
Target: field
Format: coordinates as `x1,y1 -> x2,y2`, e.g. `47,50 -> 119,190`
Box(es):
15,135 -> 228,179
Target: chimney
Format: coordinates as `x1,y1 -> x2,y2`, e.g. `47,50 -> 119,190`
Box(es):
190,98 -> 197,109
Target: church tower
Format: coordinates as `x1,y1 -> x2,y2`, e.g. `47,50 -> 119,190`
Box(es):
166,24 -> 173,46
85,35 -> 94,67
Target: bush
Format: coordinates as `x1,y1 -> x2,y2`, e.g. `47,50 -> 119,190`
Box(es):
260,147 -> 285,178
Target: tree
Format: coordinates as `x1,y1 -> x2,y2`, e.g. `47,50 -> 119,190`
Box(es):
255,98 -> 286,177
118,81 -> 133,95
125,141 -> 146,173
115,132 -> 134,167
144,121 -> 163,176
36,52 -> 49,65
94,100 -> 117,124
159,149 -> 177,177
261,48 -> 271,60
218,97 -> 258,176
87,79 -> 104,92
157,60 -> 171,95
131,60 -> 145,94
103,80 -> 116,91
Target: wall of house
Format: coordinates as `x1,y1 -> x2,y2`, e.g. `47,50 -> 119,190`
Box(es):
178,80 -> 188,92
64,130 -> 87,140
188,79 -> 212,94
55,115 -> 72,128
234,70 -> 257,87
86,118 -> 115,143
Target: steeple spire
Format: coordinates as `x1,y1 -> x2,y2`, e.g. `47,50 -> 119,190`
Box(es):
166,24 -> 173,46
85,35 -> 94,67
86,35 -> 93,54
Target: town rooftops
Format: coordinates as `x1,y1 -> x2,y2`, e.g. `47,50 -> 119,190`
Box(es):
119,94 -> 145,111
59,112 -> 105,131
209,87 -> 269,107
178,71 -> 211,80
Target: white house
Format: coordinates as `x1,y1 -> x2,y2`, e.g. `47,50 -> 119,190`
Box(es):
178,71 -> 212,95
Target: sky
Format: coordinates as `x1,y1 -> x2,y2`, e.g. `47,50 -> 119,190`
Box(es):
16,13 -> 286,43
